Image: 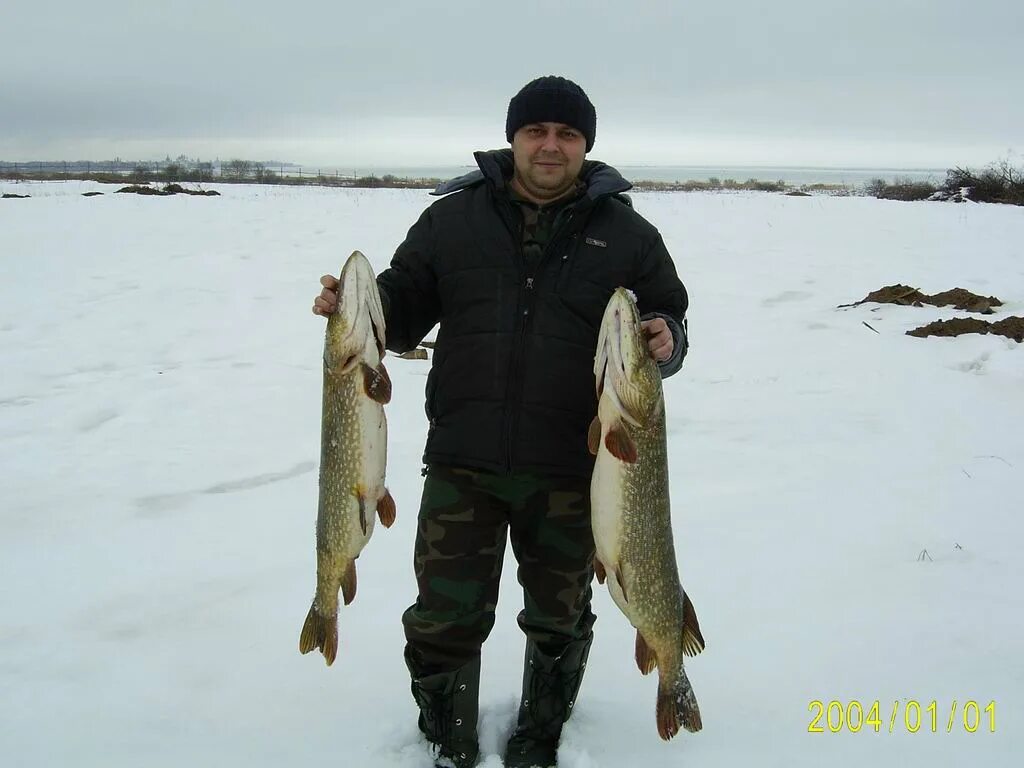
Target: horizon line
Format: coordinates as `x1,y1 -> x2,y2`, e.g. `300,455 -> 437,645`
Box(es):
0,158 -> 957,173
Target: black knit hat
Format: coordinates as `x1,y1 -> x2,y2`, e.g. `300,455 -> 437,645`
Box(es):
505,76 -> 597,152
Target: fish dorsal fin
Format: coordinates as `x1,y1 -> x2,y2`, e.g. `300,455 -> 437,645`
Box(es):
681,592 -> 705,657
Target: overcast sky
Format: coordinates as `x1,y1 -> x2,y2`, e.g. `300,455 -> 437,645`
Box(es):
2,0 -> 1021,168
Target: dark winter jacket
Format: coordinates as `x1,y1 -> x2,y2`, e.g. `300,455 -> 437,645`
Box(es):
377,149 -> 689,478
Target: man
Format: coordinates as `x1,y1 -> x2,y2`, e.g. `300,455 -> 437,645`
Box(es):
313,76 -> 688,768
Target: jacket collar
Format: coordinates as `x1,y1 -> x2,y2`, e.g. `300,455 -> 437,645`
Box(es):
431,148 -> 632,203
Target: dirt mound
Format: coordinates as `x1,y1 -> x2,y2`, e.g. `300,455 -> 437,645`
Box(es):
82,191 -> 104,197
2,193 -> 31,199
907,318 -> 991,338
117,185 -> 174,196
907,316 -> 1024,342
927,288 -> 1003,313
164,183 -> 220,196
116,184 -> 220,197
991,317 -> 1024,342
842,284 -> 1003,314
843,284 -> 928,307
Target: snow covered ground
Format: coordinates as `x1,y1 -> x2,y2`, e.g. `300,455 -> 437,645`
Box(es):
2,179 -> 1022,767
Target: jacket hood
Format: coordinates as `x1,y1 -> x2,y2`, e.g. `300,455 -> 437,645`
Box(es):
432,149 -> 632,202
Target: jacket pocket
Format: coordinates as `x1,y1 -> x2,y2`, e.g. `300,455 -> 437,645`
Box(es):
424,349 -> 446,424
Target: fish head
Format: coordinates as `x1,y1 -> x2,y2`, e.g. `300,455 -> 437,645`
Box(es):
324,250 -> 387,374
594,287 -> 662,426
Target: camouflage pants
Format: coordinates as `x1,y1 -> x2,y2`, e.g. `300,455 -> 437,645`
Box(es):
402,464 -> 597,673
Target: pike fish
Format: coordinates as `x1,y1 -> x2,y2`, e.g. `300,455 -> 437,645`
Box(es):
299,249 -> 396,666
589,287 -> 705,739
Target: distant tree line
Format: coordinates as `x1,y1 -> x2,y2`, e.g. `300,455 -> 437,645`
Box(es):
867,158 -> 1024,205
4,156 -> 1022,204
631,177 -> 791,193
0,158 -> 441,189
131,162 -> 215,183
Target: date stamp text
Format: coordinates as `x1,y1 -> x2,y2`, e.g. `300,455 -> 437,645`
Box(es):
808,700 -> 996,733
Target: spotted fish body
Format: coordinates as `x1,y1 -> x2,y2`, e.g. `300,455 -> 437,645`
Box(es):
299,250 -> 395,666
589,287 -> 705,739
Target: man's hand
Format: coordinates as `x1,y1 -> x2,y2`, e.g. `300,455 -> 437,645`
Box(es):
641,317 -> 673,362
312,274 -> 340,317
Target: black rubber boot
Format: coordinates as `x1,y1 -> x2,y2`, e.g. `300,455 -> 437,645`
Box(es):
503,635 -> 593,768
405,649 -> 481,768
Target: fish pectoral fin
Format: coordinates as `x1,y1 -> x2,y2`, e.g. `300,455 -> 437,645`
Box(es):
587,416 -> 602,456
357,490 -> 368,536
593,558 -> 607,584
341,560 -> 358,606
682,593 -> 706,657
361,361 -> 392,404
615,563 -> 629,603
635,630 -> 657,675
605,421 -> 638,463
377,488 -> 397,528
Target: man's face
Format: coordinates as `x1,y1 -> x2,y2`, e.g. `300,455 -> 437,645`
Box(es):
510,122 -> 587,203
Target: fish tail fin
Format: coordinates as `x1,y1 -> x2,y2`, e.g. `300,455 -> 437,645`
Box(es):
635,630 -> 657,675
299,604 -> 338,666
376,488 -> 396,528
682,593 -> 705,657
593,558 -> 607,584
656,671 -> 702,739
341,560 -> 357,605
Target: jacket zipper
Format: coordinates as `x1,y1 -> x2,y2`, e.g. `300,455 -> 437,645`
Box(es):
497,200 -> 527,473
503,208 -> 576,472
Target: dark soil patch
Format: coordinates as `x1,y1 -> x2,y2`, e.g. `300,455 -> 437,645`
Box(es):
907,316 -> 1024,342
841,284 -> 1003,314
117,185 -> 174,196
2,193 -> 31,199
164,183 -> 219,196
841,284 -> 929,307
115,184 -> 219,197
785,191 -> 812,197
927,288 -> 1003,314
907,317 -> 990,338
82,191 -> 104,197
991,317 -> 1024,342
